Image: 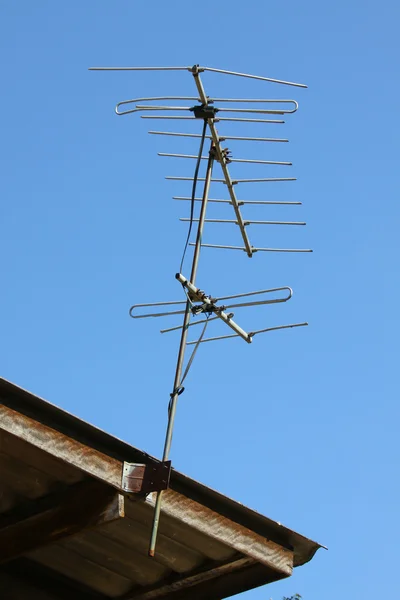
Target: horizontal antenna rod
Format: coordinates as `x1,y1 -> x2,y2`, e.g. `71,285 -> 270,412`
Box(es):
132,308 -> 186,319
173,196 -> 302,205
180,218 -> 306,226
142,116 -> 285,124
89,65 -> 307,88
187,322 -> 309,345
131,286 -> 294,321
202,66 -> 307,88
218,107 -> 292,115
167,177 -> 296,183
161,315 -> 220,334
119,97 -> 297,116
159,153 -> 292,166
207,98 -> 297,105
148,131 -> 288,142
189,243 -> 313,253
129,299 -> 185,319
136,105 -> 295,115
116,96 -> 200,115
90,66 -> 193,71
216,286 -> 292,302
118,96 -> 297,105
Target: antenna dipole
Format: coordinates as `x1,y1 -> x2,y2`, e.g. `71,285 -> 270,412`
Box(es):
90,63 -> 310,557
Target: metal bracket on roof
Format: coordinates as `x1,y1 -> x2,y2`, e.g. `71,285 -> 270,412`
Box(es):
122,460 -> 171,494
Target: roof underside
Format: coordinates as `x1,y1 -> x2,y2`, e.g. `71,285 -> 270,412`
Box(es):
0,378 -> 321,599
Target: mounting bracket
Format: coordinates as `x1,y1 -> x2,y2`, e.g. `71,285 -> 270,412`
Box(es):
122,460 -> 171,494
190,104 -> 218,120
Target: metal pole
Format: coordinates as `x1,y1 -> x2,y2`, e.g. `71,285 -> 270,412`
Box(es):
149,139 -> 215,557
190,68 -> 254,257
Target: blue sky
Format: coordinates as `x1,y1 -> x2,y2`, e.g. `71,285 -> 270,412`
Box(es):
1,1 -> 399,598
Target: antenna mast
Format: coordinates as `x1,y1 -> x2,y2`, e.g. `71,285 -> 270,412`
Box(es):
90,64 -> 311,556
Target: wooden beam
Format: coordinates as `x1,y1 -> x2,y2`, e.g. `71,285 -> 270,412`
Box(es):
1,557 -> 110,600
145,489 -> 293,576
0,479 -> 124,564
0,401 -> 293,582
0,404 -> 124,491
0,571 -> 58,600
125,557 -> 287,600
127,557 -> 255,600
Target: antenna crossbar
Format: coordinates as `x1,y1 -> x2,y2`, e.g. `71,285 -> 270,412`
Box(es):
143,116 -> 286,123
167,176 -> 296,183
89,64 -> 307,88
130,286 -> 293,321
187,322 -> 308,344
180,218 -> 306,226
190,243 -> 313,253
136,105 -> 296,115
149,131 -> 288,142
117,96 -> 298,116
159,153 -> 292,166
173,197 -> 302,205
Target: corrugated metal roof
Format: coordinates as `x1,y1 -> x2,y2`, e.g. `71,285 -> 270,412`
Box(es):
0,377 -> 322,599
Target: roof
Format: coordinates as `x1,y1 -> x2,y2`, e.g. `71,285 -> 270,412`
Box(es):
0,377 -> 322,599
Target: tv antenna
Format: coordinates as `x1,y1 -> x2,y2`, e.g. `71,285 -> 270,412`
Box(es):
89,64 -> 311,556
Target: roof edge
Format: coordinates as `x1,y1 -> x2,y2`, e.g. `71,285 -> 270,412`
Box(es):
0,377 -> 324,566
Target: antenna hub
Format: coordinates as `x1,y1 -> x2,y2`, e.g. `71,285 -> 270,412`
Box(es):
190,105 -> 218,120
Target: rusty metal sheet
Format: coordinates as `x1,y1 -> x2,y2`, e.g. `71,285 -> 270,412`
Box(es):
123,461 -> 171,494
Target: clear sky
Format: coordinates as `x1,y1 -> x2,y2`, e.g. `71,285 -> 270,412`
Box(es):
1,1 -> 399,598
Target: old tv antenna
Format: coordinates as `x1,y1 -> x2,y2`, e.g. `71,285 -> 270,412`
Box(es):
89,64 -> 311,556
